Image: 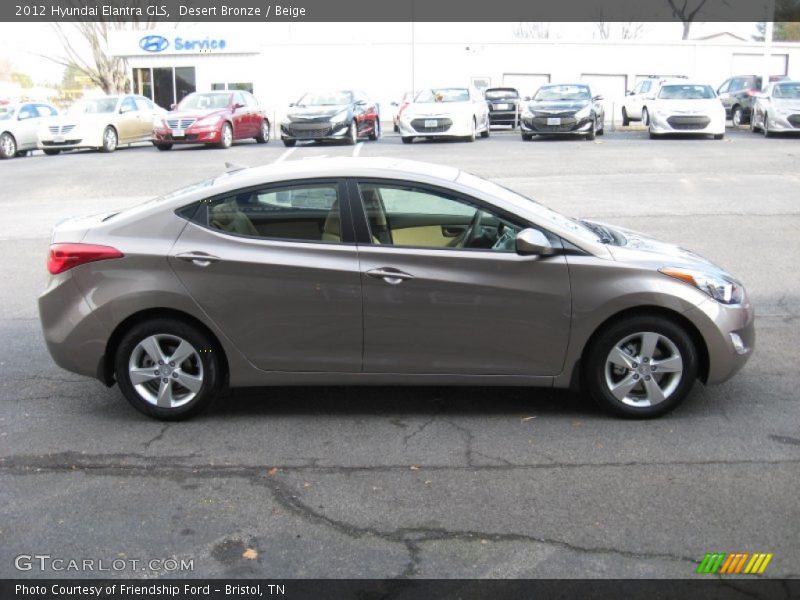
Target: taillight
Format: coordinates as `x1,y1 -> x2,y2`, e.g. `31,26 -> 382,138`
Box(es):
47,243 -> 123,274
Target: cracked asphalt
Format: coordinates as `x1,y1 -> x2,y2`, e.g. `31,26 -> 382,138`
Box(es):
0,127 -> 798,580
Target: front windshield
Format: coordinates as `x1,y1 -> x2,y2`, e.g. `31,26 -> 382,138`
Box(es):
178,93 -> 232,110
458,171 -> 603,244
485,89 -> 519,100
415,88 -> 470,103
658,85 -> 715,100
533,85 -> 590,101
773,83 -> 800,99
296,91 -> 353,106
70,98 -> 119,114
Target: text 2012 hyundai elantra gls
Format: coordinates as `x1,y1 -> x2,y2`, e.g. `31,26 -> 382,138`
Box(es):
39,158 -> 753,420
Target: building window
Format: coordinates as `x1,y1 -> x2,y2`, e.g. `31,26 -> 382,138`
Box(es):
132,67 -> 197,109
211,82 -> 255,94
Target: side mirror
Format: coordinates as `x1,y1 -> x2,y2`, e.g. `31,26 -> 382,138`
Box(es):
522,96 -> 531,102
626,90 -> 633,96
119,106 -> 131,114
390,101 -> 399,107
169,103 -> 177,111
515,228 -> 556,256
288,102 -> 295,108
233,102 -> 245,110
593,95 -> 604,101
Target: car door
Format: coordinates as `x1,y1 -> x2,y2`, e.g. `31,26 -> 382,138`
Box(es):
230,91 -> 250,139
116,96 -> 141,143
14,104 -> 41,149
169,179 -> 363,372
133,96 -> 156,140
243,92 -> 261,134
350,179 -> 572,377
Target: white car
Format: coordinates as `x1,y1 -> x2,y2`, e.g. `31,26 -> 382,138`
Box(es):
750,80 -> 800,137
0,102 -> 59,159
397,87 -> 490,144
39,94 -> 165,154
621,76 -> 685,126
648,82 -> 725,140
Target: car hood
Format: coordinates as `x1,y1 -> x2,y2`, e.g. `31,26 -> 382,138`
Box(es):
652,99 -> 720,113
584,220 -> 731,275
526,100 -> 590,112
770,98 -> 800,111
168,108 -> 228,120
287,105 -> 350,119
406,101 -> 472,116
52,113 -> 115,126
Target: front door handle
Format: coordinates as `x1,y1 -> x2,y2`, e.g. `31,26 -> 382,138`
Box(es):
366,267 -> 414,285
176,252 -> 221,267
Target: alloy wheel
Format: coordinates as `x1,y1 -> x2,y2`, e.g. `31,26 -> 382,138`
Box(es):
604,331 -> 683,408
103,127 -> 118,152
127,334 -> 204,409
0,133 -> 16,158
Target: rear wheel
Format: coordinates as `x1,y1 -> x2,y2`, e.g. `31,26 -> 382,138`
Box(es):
255,119 -> 270,144
641,107 -> 650,127
583,315 -> 698,418
713,133 -> 724,140
115,318 -> 223,421
101,126 -> 118,153
621,107 -> 630,126
731,106 -> 743,127
521,133 -> 533,141
0,132 -> 18,159
480,120 -> 490,138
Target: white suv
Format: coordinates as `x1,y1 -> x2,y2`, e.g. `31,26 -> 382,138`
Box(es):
622,77 -> 686,126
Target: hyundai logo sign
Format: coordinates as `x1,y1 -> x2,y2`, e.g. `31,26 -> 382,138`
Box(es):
139,35 -> 169,53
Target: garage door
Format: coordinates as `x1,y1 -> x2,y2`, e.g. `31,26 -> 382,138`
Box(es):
502,73 -> 551,98
581,73 -> 628,121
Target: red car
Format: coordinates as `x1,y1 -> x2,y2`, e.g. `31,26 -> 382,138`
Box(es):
153,91 -> 270,150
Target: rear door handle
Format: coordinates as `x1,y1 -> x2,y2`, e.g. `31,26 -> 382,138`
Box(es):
176,252 -> 221,267
366,267 -> 414,285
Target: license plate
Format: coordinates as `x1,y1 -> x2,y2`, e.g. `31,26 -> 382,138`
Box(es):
424,119 -> 438,128
547,117 -> 561,126
53,135 -> 65,143
496,103 -> 510,110
171,128 -> 185,137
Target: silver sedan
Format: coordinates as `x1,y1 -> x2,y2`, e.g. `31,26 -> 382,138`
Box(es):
750,80 -> 800,137
39,158 -> 754,420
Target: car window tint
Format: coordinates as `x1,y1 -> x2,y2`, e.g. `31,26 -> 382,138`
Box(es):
121,97 -> 138,112
718,79 -> 731,93
206,184 -> 342,243
244,92 -> 257,107
357,183 -> 523,252
17,105 -> 37,120
35,104 -> 57,117
641,81 -> 651,93
133,97 -> 151,112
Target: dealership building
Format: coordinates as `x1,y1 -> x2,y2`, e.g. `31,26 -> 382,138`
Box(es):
108,23 -> 800,120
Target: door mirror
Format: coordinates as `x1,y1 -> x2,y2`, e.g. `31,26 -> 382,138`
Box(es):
593,95 -> 604,101
515,228 -> 556,256
119,105 -> 133,114
233,102 -> 245,110
390,101 -> 399,107
626,90 -> 633,96
169,103 -> 177,111
522,96 -> 531,102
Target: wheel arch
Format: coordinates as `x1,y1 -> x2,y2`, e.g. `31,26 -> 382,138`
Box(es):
572,305 -> 710,389
101,307 -> 229,388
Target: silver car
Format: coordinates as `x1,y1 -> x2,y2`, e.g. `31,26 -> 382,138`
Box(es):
0,102 -> 59,159
750,80 -> 800,136
39,158 -> 754,420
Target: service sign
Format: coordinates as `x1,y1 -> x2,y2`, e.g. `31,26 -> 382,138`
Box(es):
108,30 -> 260,57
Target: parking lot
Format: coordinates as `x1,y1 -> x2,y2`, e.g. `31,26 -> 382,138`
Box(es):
1,127 -> 798,579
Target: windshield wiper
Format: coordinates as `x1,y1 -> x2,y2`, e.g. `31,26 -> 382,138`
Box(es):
578,219 -> 614,244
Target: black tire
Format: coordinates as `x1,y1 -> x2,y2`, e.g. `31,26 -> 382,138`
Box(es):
255,119 -> 271,144
621,107 -> 630,126
393,122 -> 399,133
763,114 -> 772,138
368,118 -> 380,141
401,136 -> 414,144
0,132 -> 18,159
641,107 -> 649,127
583,315 -> 698,419
154,143 -> 173,151
466,119 -> 476,142
101,126 -> 118,153
521,133 -> 533,141
586,118 -> 596,141
480,122 -> 490,138
282,138 -> 296,147
217,122 -> 233,149
43,149 -> 61,156
713,133 -> 724,140
731,106 -> 743,127
346,120 -> 358,145
649,129 -> 658,140
115,318 -> 223,421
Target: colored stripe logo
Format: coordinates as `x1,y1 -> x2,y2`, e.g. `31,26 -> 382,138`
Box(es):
697,552 -> 773,574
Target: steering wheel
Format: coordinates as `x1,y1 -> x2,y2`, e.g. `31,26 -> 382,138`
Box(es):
457,210 -> 484,249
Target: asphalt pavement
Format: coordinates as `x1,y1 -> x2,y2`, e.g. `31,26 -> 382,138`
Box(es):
0,126 -> 798,580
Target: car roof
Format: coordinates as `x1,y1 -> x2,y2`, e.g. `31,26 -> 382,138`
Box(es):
214,158 -> 461,188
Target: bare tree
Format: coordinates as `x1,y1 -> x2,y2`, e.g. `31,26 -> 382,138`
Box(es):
513,22 -> 552,40
620,22 -> 645,39
594,20 -> 644,40
667,0 -> 710,39
595,20 -> 612,40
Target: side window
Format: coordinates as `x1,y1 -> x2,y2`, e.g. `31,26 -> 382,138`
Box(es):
134,97 -> 152,112
641,81 -> 652,93
234,92 -> 246,107
205,184 -> 343,243
717,79 -> 731,94
17,104 -> 36,120
121,96 -> 138,113
244,92 -> 257,107
35,104 -> 57,117
357,182 -> 523,252
729,78 -> 745,92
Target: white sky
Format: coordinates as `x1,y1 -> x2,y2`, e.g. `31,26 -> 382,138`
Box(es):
0,21 -> 761,85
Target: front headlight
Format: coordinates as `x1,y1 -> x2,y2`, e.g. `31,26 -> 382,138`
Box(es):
520,104 -> 533,118
659,267 -> 744,305
575,105 -> 592,120
332,109 -> 349,123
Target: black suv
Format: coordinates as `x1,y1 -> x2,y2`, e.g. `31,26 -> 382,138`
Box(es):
485,87 -> 520,128
717,75 -> 789,125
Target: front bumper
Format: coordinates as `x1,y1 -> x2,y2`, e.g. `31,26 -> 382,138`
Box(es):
488,107 -> 518,125
649,112 -> 725,136
154,125 -> 222,145
281,120 -> 351,141
39,129 -> 100,150
684,296 -> 755,385
763,111 -> 800,132
520,114 -> 593,135
398,115 -> 473,138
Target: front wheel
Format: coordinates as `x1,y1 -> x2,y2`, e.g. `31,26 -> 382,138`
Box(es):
0,132 -> 18,159
43,149 -> 61,156
368,118 -> 380,141
586,118 -> 596,141
154,143 -> 173,151
346,120 -> 358,145
731,106 -> 743,127
641,107 -> 650,127
401,136 -> 414,144
101,126 -> 118,153
583,315 -> 698,418
621,107 -> 630,126
713,133 -> 724,140
217,122 -> 233,149
115,318 -> 223,421
763,114 -> 773,138
465,119 -> 476,142
480,121 -> 490,138
282,138 -> 296,147
521,133 -> 533,141
255,119 -> 270,144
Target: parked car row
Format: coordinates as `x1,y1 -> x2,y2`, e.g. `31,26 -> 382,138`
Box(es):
2,79 -> 799,160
